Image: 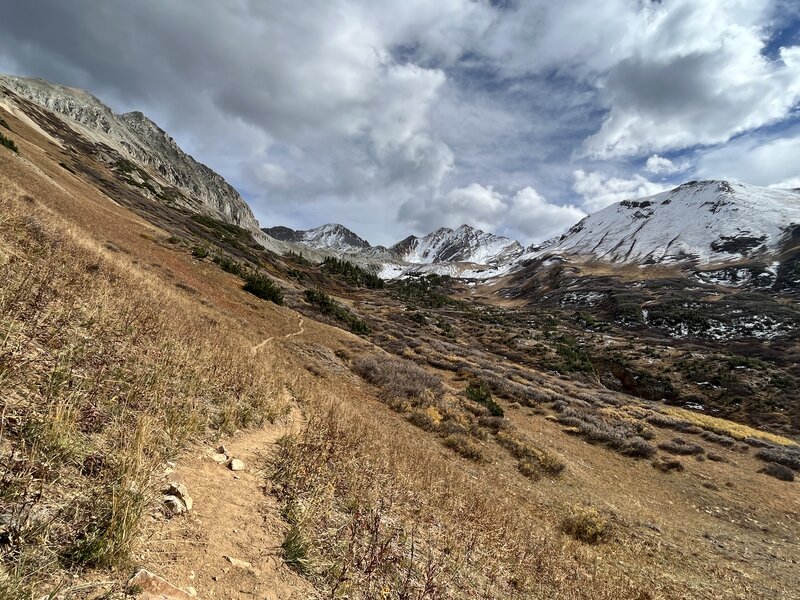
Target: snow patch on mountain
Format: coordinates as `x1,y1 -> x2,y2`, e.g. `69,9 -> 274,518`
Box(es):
391,224 -> 523,266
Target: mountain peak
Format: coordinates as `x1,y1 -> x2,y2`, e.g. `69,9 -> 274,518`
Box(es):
0,73 -> 258,231
263,223 -> 371,251
542,181 -> 799,264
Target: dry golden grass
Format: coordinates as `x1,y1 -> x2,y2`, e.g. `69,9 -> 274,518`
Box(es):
661,407 -> 798,447
0,188 -> 287,596
272,393 -> 646,600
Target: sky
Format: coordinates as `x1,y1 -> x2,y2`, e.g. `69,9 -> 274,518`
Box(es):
1,0 -> 799,247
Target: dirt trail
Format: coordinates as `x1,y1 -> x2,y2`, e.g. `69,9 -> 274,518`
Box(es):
139,404 -> 316,600
252,315 -> 304,354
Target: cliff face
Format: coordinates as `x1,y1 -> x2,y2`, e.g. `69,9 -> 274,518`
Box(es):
0,74 -> 259,230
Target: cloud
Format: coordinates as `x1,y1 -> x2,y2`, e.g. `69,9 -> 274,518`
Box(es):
581,1 -> 800,157
645,154 -> 688,175
399,183 -> 584,243
695,132 -> 800,187
573,170 -> 668,213
507,188 -> 586,241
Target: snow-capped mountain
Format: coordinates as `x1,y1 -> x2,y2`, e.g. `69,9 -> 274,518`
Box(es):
0,74 -> 258,230
533,181 -> 799,265
391,225 -> 523,266
262,222 -> 524,278
263,224 -> 372,252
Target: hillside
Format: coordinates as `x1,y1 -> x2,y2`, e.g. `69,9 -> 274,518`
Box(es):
0,74 -> 259,230
1,78 -> 799,600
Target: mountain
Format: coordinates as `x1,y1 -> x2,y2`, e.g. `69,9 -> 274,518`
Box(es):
0,74 -> 259,230
537,180 -> 799,265
263,223 -> 371,252
390,224 -> 523,266
262,222 -> 524,279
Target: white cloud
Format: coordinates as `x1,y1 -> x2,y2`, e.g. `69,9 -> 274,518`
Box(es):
507,187 -> 586,241
581,1 -> 800,157
573,170 -> 668,213
696,133 -> 800,187
645,154 -> 687,175
399,183 -> 584,243
3,0 -> 799,244
252,163 -> 290,188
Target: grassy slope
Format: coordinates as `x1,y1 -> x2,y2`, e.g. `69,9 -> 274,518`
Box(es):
0,102 -> 798,599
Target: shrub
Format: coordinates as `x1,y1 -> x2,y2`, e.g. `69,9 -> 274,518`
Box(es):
0,130 -> 19,153
560,506 -> 611,544
304,288 -> 369,335
496,431 -> 565,478
443,434 -> 482,461
707,452 -> 727,463
243,273 -> 284,304
759,462 -> 794,482
556,406 -> 653,458
213,255 -> 246,276
352,355 -> 443,403
658,437 -> 705,456
755,447 -> 800,472
190,245 -> 209,258
621,436 -> 657,458
466,380 -> 504,417
652,457 -> 684,473
701,431 -> 736,447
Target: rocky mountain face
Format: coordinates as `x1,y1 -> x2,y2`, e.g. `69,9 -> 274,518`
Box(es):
261,222 -> 524,279
536,180 -> 799,266
263,223 -> 371,252
0,74 -> 259,230
390,225 -> 523,266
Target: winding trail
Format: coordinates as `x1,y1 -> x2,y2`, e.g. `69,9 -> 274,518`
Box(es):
251,314 -> 304,354
140,404 -> 315,600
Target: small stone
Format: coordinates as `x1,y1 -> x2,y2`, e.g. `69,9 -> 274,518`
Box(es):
224,555 -> 260,576
166,482 -> 193,511
127,569 -> 195,600
216,444 -> 229,455
211,453 -> 228,463
228,458 -> 245,471
163,495 -> 186,515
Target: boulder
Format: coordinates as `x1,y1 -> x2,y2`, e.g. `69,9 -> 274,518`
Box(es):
228,458 -> 245,471
166,481 -> 193,511
163,495 -> 186,515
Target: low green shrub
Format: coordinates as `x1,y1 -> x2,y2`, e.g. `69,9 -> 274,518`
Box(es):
466,380 -> 504,417
304,288 -> 369,335
244,273 -> 284,304
1,130 -> 19,153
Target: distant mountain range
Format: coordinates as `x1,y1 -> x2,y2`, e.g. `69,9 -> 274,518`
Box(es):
4,73 -> 797,285
264,181 -> 799,283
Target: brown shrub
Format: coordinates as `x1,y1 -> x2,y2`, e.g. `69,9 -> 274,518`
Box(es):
759,462 -> 795,482
443,434 -> 483,461
352,355 -> 443,403
560,505 -> 612,545
658,437 -> 705,456
755,447 -> 800,472
652,457 -> 684,473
